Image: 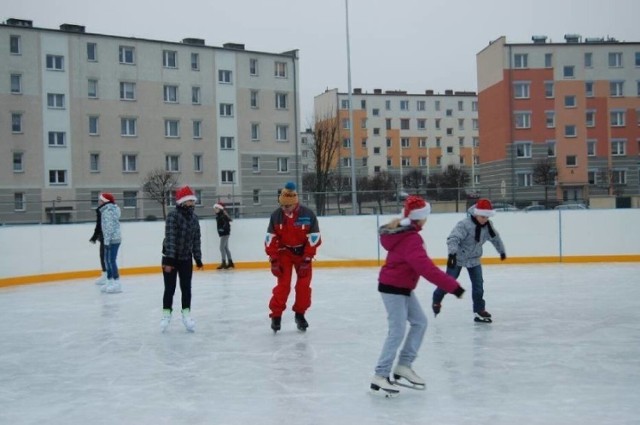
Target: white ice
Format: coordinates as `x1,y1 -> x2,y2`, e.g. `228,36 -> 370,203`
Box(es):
1,264 -> 639,425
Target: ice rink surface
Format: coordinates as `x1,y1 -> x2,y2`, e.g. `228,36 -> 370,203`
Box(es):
1,263 -> 639,425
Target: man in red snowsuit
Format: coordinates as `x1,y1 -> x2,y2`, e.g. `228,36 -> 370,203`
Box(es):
265,182 -> 321,333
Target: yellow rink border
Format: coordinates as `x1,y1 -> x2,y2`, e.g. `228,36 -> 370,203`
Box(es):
1,255 -> 639,288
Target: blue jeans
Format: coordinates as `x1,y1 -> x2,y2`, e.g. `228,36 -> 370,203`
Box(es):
374,292 -> 427,377
433,264 -> 485,313
104,243 -> 120,280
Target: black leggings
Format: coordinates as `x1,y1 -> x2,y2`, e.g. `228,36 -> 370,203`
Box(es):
99,240 -> 106,271
162,260 -> 193,311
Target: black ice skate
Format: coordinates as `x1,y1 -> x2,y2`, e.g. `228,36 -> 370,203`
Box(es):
432,303 -> 441,317
370,375 -> 400,398
474,310 -> 492,323
271,316 -> 281,333
294,313 -> 308,331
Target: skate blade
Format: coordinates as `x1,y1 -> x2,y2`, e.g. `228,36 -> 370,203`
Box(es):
474,318 -> 492,323
392,379 -> 426,390
369,386 -> 400,398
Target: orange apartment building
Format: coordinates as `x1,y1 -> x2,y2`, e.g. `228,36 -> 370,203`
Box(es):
477,35 -> 640,207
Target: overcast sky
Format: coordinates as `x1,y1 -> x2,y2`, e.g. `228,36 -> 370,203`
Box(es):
4,0 -> 639,124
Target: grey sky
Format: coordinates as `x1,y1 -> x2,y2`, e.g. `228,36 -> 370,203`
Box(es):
4,0 -> 639,124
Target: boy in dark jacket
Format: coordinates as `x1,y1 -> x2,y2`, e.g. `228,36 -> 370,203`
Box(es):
214,203 -> 234,269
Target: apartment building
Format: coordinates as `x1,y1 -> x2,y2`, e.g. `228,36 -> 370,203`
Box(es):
1,18 -> 300,223
314,88 -> 479,186
477,35 -> 640,206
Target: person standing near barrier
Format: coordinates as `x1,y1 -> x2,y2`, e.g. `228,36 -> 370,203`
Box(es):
89,198 -> 109,285
160,186 -> 203,333
214,203 -> 234,270
98,193 -> 122,294
432,198 -> 506,323
265,182 -> 321,333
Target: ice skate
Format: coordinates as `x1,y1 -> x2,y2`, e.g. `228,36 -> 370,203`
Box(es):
182,308 -> 195,332
432,303 -> 441,317
393,365 -> 426,390
294,313 -> 308,331
474,310 -> 492,323
105,279 -> 122,293
95,272 -> 107,285
370,375 -> 400,397
271,316 -> 281,333
160,309 -> 171,333
216,261 -> 227,270
227,260 -> 235,269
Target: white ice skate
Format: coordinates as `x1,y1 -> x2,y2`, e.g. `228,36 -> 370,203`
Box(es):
160,310 -> 171,333
392,365 -> 426,390
182,308 -> 195,333
102,279 -> 122,294
370,375 -> 400,398
95,272 -> 107,285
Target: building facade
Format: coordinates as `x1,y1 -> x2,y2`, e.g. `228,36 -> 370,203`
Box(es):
477,35 -> 640,207
1,18 -> 300,223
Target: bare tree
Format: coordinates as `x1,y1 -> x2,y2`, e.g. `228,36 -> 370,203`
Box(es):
370,171 -> 396,214
533,158 -> 557,208
309,112 -> 341,215
404,169 -> 425,193
142,169 -> 179,219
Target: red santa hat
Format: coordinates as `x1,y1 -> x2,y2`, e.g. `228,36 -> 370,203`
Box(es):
175,185 -> 197,205
474,198 -> 495,217
400,195 -> 431,226
99,192 -> 115,203
213,202 -> 224,210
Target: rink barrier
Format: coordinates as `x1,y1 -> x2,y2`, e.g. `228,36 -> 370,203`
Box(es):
2,255 -> 639,288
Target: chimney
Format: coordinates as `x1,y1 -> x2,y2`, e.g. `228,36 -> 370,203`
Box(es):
6,18 -> 33,27
223,42 -> 245,50
444,89 -> 453,95
353,88 -> 362,94
425,89 -> 434,95
182,38 -> 205,46
373,88 -> 382,94
59,23 -> 86,33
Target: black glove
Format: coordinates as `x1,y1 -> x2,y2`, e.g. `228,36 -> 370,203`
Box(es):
270,257 -> 282,278
447,254 -> 457,269
297,257 -> 312,278
453,286 -> 465,298
500,253 -> 507,261
195,259 -> 203,269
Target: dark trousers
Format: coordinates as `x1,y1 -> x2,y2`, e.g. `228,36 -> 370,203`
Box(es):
99,240 -> 106,271
163,259 -> 193,311
433,264 -> 485,313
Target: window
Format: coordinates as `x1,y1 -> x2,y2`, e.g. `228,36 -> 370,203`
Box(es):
514,82 -> 530,99
48,131 -> 66,146
221,170 -> 235,183
401,157 -> 410,166
165,155 -> 180,172
360,118 -> 367,129
585,81 -> 594,97
401,138 -> 410,148
611,139 -> 626,156
192,120 -> 202,139
458,100 -> 464,111
544,81 -> 554,98
164,119 -> 180,137
636,52 -> 640,67
119,82 -> 136,100
417,119 -> 426,130
87,43 -> 97,61
218,69 -> 232,83
360,99 -> 366,109
89,116 -> 99,135
193,155 -> 203,172
122,191 -> 137,208
400,100 -> 409,111
253,189 -> 261,204
385,100 -> 391,110
435,119 -> 441,130
544,53 -> 553,68
585,110 -> 596,127
14,192 -> 26,211
610,81 -> 624,97
250,90 -> 259,108
458,119 -> 465,130
517,172 -> 533,187
163,85 -> 178,103
472,101 -> 478,112
191,86 -> 201,105
566,155 -> 577,166
84,79 -> 98,98
220,136 -> 234,149
419,156 -> 427,166
220,103 -> 233,117
250,58 -> 258,76
584,52 -> 592,68
472,119 -> 478,130
191,53 -> 199,71
341,99 -> 350,109
514,53 -> 528,68
545,111 -> 556,128
275,93 -> 288,109
342,138 -> 351,148
11,113 -> 22,133
251,123 -> 260,141
10,35 -> 21,54
274,62 -> 287,78
565,125 -> 577,137
122,155 -> 137,172
13,152 -> 24,172
277,158 -> 289,172
608,52 -> 623,68
46,55 -> 64,71
276,124 -> 289,141
446,109 -> 453,117
373,147 -> 381,155
417,100 -> 426,111
163,50 -> 178,68
119,46 -> 135,64
341,157 -> 352,167
372,108 -> 380,116
49,170 -> 67,185
612,170 -> 627,185
515,142 -> 532,158
546,141 -> 556,157
563,66 -> 575,78
588,170 -> 597,185
386,119 -> 392,130
90,153 -> 100,172
564,95 -> 576,108
121,118 -> 137,136
47,93 -> 65,108
373,128 -> 380,136
587,140 -> 596,156
10,74 -> 21,94
252,156 -> 261,173
400,119 -> 410,130
514,111 -> 531,129
610,110 -> 625,127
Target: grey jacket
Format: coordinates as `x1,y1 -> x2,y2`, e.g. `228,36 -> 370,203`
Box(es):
447,216 -> 505,268
100,203 -> 122,246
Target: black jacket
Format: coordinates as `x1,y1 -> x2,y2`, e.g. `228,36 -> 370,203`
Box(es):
89,203 -> 108,242
162,205 -> 202,267
215,211 -> 232,237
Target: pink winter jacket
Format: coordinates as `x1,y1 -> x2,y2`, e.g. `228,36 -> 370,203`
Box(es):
378,223 -> 461,294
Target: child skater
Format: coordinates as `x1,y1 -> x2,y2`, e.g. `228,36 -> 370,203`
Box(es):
371,195 -> 465,397
213,203 -> 234,269
432,198 -> 506,323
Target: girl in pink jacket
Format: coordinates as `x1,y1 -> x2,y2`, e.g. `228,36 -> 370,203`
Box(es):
370,195 -> 465,397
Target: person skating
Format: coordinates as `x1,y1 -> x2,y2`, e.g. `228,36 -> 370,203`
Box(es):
265,182 -> 321,333
371,195 -> 465,397
160,186 -> 203,333
89,199 -> 109,285
432,198 -> 506,323
213,203 -> 234,269
98,193 -> 122,294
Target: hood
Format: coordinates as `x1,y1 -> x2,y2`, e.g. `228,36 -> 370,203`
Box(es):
379,224 -> 415,252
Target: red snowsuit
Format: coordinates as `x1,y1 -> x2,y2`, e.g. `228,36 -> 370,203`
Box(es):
265,204 -> 321,318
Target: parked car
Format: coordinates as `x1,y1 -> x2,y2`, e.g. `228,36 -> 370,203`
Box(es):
491,202 -> 519,212
523,205 -> 547,212
554,203 -> 588,210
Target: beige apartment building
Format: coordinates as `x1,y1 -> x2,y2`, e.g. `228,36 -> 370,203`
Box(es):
1,18 -> 300,223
